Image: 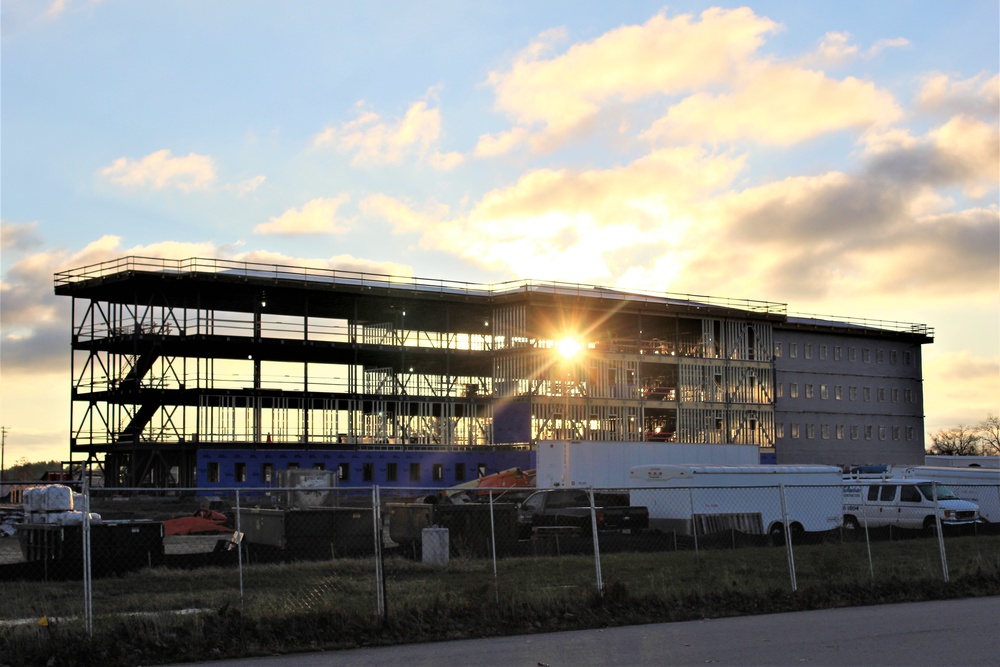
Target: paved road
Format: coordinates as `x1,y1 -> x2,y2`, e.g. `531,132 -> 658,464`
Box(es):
170,596 -> 1000,667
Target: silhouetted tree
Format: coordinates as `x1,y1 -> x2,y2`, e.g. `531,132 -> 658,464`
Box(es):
980,414 -> 1000,456
928,425 -> 981,455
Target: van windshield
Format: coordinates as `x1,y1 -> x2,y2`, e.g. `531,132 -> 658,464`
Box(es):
917,484 -> 959,501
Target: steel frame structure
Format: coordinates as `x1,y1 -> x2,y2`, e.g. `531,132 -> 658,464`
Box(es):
55,257 -> 793,487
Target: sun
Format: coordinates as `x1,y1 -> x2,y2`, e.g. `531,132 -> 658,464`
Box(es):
555,337 -> 583,358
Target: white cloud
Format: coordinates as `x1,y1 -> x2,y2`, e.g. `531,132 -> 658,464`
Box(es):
253,196 -> 353,236
799,32 -> 908,68
100,149 -> 218,192
801,32 -> 858,67
917,72 -> 1000,119
226,175 -> 267,196
868,37 -> 909,56
314,98 -> 462,169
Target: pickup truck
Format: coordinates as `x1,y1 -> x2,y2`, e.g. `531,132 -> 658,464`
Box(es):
516,489 -> 649,539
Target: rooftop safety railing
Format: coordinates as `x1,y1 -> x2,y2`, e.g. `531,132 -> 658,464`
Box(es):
53,256 -> 933,335
786,312 -> 934,337
53,256 -> 788,315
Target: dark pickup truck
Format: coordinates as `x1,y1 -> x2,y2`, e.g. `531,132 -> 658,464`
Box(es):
516,489 -> 649,539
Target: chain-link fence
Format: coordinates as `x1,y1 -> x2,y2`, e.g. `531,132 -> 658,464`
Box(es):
1,478 -> 998,645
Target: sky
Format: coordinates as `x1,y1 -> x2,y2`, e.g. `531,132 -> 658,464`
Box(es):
1,1 -> 998,464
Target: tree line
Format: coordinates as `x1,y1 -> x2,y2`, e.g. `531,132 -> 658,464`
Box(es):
928,414 -> 1000,457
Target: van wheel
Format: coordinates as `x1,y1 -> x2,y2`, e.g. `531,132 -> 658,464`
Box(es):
843,515 -> 860,531
923,516 -> 939,536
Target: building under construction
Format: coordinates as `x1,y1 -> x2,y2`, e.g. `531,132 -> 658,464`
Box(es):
53,257 -> 933,488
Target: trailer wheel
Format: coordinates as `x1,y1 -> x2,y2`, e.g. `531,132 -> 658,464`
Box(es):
768,523 -> 785,546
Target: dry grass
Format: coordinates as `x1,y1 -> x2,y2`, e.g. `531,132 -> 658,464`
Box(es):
1,534 -> 998,667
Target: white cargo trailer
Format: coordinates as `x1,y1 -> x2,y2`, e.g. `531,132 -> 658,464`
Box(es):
923,455 -> 999,469
889,465 -> 999,523
628,464 -> 843,540
536,440 -> 759,489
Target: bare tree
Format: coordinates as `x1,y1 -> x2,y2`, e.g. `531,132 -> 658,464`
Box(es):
979,414 -> 1000,456
927,425 -> 982,455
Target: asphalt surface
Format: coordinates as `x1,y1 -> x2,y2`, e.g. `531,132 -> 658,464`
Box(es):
168,596 -> 1000,667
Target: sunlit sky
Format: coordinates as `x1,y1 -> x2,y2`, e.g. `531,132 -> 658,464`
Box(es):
1,1 -> 998,464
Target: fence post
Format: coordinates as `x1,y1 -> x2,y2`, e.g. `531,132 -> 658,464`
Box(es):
372,486 -> 387,620
861,485 -> 874,581
778,483 -> 797,592
688,487 -> 699,556
587,487 -> 603,595
931,481 -> 949,582
235,488 -> 244,609
82,476 -> 93,637
489,490 -> 499,605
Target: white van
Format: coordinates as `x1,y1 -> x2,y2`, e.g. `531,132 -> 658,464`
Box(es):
842,477 -> 979,532
890,465 -> 1000,523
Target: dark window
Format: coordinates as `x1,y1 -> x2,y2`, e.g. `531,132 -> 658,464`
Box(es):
363,463 -> 374,482
478,463 -> 488,478
522,493 -> 545,512
866,486 -> 879,502
262,463 -> 273,484
208,462 -> 220,483
433,463 -> 444,481
386,463 -> 397,482
313,463 -> 324,471
337,462 -> 349,481
900,485 -> 921,503
409,463 -> 421,482
455,462 -> 466,482
879,485 -> 897,502
235,462 -> 247,483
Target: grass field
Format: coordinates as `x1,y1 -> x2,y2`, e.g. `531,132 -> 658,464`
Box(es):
2,531 -> 998,667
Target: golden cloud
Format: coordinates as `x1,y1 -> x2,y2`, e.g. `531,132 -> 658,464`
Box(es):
253,196 -> 353,236
643,63 -> 902,145
485,8 -> 779,151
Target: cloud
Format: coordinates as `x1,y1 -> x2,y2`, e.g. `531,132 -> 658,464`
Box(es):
474,127 -> 531,158
366,106 -> 997,311
100,149 -> 218,192
314,98 -> 463,170
225,175 -> 267,196
642,62 -> 902,146
360,194 -> 448,235
868,37 -> 909,56
924,350 -> 1000,431
799,33 -> 909,68
99,149 -> 265,194
364,147 -> 746,284
253,196 -> 353,236
1,220 -> 44,252
917,72 -> 1000,119
483,8 -> 779,153
484,8 -> 904,153
801,32 -> 858,67
864,115 -> 1000,197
